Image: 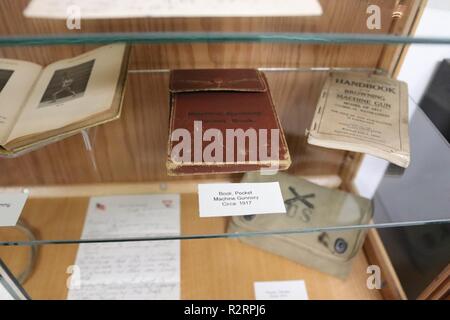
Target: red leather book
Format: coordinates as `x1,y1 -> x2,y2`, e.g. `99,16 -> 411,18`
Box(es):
167,69 -> 291,175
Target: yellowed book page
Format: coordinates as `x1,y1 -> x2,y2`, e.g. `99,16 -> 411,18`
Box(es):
0,59 -> 42,144
7,43 -> 126,142
308,72 -> 410,167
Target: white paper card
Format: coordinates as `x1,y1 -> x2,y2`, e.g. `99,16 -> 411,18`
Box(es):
254,280 -> 309,300
67,194 -> 180,300
24,0 -> 322,19
0,193 -> 28,227
0,284 -> 13,300
198,182 -> 285,217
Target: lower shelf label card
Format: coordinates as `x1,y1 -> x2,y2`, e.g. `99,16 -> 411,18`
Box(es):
254,280 -> 309,300
198,182 -> 286,218
0,192 -> 28,227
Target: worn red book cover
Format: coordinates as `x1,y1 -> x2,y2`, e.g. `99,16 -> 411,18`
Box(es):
167,69 -> 291,175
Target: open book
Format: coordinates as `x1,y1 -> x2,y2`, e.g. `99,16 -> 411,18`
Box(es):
307,72 -> 410,168
0,43 -> 130,156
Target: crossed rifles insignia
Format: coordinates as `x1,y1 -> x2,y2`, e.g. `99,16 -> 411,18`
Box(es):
283,186 -> 315,223
284,186 -> 315,211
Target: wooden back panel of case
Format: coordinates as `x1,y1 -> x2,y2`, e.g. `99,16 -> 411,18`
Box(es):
0,0 -> 422,186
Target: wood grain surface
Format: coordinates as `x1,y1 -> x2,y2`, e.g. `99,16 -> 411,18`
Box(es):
0,0 -> 422,186
0,0 -> 424,300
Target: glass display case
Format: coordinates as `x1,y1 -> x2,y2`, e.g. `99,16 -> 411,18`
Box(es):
0,0 -> 448,300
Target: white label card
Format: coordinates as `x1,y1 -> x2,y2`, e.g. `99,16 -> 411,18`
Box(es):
254,280 -> 309,300
198,182 -> 286,218
0,193 -> 28,227
24,0 -> 322,19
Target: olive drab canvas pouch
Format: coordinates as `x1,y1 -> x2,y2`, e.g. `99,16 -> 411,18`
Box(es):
227,172 -> 373,279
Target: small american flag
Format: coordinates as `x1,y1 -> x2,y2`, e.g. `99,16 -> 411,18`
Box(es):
162,200 -> 173,208
96,203 -> 106,211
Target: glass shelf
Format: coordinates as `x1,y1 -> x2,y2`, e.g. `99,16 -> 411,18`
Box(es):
0,0 -> 449,246
0,0 -> 448,47
1,32 -> 450,46
0,181 -> 448,247
1,1 -> 449,302
0,66 -> 449,246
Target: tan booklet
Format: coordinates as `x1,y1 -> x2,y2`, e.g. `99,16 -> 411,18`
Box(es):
307,72 -> 410,167
0,43 -> 130,156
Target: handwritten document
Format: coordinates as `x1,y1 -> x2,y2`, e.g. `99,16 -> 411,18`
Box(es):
24,0 -> 322,19
67,194 -> 180,300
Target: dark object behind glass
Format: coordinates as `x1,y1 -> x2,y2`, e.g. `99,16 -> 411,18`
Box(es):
374,59 -> 450,299
419,59 -> 450,143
